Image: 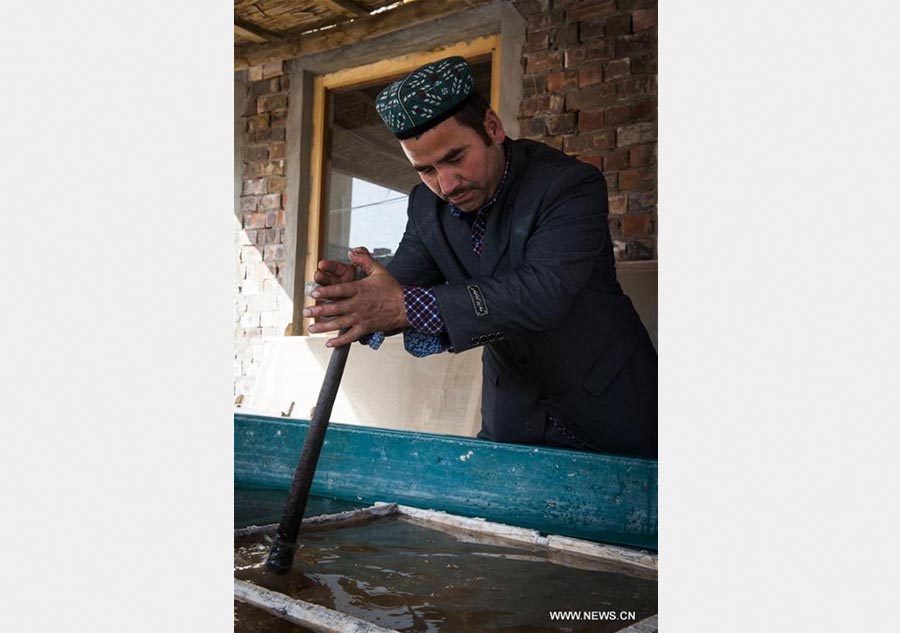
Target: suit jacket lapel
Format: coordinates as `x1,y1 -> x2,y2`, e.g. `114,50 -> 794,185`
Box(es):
480,140 -> 523,276
437,200 -> 482,278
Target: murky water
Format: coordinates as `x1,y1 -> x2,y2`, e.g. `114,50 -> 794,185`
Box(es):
234,517 -> 656,632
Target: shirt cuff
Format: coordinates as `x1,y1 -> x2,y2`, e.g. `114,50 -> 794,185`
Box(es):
359,331 -> 385,350
403,286 -> 445,336
403,330 -> 451,358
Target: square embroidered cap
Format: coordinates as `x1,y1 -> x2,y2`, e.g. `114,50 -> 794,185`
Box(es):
375,56 -> 475,139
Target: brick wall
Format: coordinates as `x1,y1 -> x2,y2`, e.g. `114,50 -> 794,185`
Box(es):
514,0 -> 658,260
235,61 -> 290,396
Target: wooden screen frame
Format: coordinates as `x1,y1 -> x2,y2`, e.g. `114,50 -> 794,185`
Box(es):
294,34 -> 502,335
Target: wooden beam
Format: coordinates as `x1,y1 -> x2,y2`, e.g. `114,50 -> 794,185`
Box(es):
314,0 -> 368,19
234,18 -> 284,43
235,0 -> 492,70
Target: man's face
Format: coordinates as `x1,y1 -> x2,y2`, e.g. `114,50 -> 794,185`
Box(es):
399,110 -> 507,213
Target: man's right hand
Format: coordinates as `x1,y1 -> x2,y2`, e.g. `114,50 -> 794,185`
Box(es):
314,258 -> 358,287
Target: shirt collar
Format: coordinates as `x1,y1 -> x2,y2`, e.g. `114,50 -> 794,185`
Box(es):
449,139 -> 511,218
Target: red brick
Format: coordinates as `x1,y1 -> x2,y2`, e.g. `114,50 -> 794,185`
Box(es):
604,58 -> 631,81
567,82 -> 617,110
266,176 -> 287,193
579,154 -> 603,169
257,93 -> 287,113
520,116 -> 547,138
555,23 -> 580,47
271,109 -> 288,127
630,98 -> 656,121
631,52 -> 657,75
244,145 -> 268,162
549,94 -> 566,113
606,12 -> 632,36
628,191 -> 656,213
616,76 -> 655,99
277,210 -> 286,227
629,143 -> 656,167
604,104 -> 631,125
617,122 -> 656,146
609,193 -> 628,215
250,128 -> 285,143
602,148 -> 630,170
243,178 -> 266,195
525,31 -> 550,52
280,74 -> 291,91
272,160 -> 285,176
250,78 -> 279,97
521,94 -> 549,117
269,142 -> 286,160
578,109 -> 605,131
565,40 -> 615,68
622,214 -> 650,240
578,61 -> 604,87
563,134 -> 593,154
525,50 -> 564,74
548,71 -> 579,92
619,167 -> 655,190
633,8 -> 657,32
244,213 -> 267,229
605,172 -> 618,192
522,74 -> 548,97
615,31 -> 656,57
592,129 -> 616,150
567,0 -> 617,22
527,8 -> 565,30
581,20 -> 605,40
246,113 -> 269,133
546,112 -> 577,135
260,193 -> 281,210
240,196 -> 259,212
264,244 -> 285,262
265,212 -> 278,228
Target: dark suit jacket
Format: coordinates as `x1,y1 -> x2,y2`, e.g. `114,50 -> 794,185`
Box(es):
387,139 -> 657,458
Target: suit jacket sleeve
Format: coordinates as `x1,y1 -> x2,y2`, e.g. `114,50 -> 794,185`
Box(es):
386,190 -> 447,289
432,162 -> 609,353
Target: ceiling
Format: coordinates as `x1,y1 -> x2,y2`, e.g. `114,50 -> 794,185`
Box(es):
234,0 -> 412,46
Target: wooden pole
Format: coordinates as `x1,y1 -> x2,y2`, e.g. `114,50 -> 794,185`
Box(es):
266,334 -> 351,574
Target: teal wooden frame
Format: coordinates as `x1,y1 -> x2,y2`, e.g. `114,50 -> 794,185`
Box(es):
235,413 -> 657,550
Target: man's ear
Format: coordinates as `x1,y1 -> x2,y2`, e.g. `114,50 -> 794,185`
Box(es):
484,109 -> 506,144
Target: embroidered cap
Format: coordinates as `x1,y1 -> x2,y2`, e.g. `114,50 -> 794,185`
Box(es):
375,56 -> 475,139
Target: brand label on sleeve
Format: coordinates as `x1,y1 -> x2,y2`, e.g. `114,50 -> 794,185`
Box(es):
466,284 -> 489,317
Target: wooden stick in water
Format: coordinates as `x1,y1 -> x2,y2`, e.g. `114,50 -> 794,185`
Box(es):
266,321 -> 352,574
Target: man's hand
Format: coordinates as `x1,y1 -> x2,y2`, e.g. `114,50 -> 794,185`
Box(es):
313,258 -> 358,288
304,247 -> 409,347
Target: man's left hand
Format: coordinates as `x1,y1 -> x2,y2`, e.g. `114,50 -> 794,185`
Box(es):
303,247 -> 409,347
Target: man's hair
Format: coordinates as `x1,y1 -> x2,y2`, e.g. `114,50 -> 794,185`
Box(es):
452,92 -> 493,146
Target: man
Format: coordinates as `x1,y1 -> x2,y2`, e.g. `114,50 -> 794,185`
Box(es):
304,56 -> 657,458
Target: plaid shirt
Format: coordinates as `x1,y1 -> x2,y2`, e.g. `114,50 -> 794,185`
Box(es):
367,141 -> 511,356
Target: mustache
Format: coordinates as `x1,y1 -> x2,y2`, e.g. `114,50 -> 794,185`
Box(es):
444,187 -> 474,199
